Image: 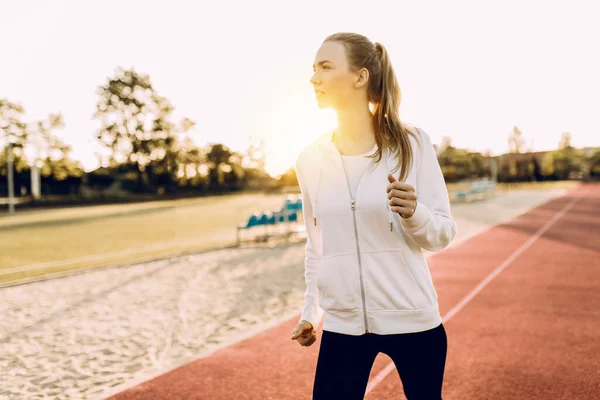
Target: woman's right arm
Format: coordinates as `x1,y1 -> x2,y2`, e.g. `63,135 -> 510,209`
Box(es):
295,156 -> 324,329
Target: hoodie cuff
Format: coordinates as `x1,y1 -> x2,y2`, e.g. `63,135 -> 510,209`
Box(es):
400,200 -> 430,231
300,305 -> 323,329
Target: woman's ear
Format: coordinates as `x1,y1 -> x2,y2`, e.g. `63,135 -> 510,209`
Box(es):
354,68 -> 369,88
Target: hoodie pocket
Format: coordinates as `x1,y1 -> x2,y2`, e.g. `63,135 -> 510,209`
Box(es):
362,250 -> 430,311
317,253 -> 361,313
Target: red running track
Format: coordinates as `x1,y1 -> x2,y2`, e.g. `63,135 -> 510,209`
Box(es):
108,183 -> 600,400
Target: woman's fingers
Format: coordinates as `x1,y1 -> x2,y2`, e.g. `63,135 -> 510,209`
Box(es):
389,197 -> 412,207
290,326 -> 302,340
388,188 -> 416,200
299,334 -> 316,347
291,321 -> 313,340
295,328 -> 317,346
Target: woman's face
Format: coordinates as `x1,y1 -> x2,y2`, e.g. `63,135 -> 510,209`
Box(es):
310,41 -> 360,109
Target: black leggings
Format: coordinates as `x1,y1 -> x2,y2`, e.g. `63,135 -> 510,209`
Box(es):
313,322 -> 447,400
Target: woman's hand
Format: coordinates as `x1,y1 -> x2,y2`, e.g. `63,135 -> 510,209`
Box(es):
387,174 -> 417,219
290,320 -> 317,347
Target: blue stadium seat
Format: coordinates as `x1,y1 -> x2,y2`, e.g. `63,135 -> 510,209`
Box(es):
257,212 -> 269,225
238,213 -> 260,229
236,194 -> 304,246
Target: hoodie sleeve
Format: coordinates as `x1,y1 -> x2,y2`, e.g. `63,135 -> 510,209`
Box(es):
400,128 -> 458,252
295,155 -> 324,328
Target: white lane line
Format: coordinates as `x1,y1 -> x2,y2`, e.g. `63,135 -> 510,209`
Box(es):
365,186 -> 586,395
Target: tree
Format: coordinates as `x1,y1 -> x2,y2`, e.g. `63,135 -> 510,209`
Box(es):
176,136 -> 204,186
436,139 -> 480,182
541,151 -> 556,178
37,123 -> 84,183
93,67 -> 194,192
466,152 -> 488,178
553,132 -> 585,179
558,132 -> 573,150
34,113 -> 67,157
439,136 -> 453,153
588,150 -> 600,178
244,139 -> 267,172
28,113 -> 70,197
0,99 -> 28,148
531,157 -> 542,181
206,143 -> 235,189
508,126 -> 526,154
0,99 -> 28,212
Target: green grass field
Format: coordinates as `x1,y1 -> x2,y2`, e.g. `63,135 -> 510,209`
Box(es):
0,192 -> 300,285
0,180 -> 580,285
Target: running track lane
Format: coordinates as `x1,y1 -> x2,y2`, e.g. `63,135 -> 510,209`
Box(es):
108,183 -> 599,400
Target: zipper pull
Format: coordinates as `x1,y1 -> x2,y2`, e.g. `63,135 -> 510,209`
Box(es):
314,217 -> 317,226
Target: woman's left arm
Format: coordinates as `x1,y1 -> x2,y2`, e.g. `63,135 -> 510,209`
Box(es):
399,129 -> 458,252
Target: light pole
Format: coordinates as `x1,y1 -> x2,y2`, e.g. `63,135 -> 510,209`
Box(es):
24,129 -> 42,200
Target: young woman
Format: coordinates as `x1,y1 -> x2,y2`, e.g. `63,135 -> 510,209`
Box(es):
289,32 -> 458,399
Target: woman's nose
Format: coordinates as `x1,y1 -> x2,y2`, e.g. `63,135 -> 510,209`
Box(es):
310,72 -> 319,86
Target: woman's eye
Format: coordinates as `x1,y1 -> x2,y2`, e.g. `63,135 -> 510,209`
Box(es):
312,65 -> 330,73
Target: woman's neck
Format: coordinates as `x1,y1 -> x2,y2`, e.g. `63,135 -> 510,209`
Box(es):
334,103 -> 376,154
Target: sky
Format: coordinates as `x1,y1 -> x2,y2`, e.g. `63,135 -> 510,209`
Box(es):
1,0 -> 599,177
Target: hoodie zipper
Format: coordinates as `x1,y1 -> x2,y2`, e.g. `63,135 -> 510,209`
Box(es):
339,157 -> 371,334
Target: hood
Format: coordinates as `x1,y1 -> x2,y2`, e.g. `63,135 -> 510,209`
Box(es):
310,130 -> 405,232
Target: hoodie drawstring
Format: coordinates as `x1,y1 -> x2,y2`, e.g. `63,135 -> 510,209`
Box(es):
312,137 -> 396,232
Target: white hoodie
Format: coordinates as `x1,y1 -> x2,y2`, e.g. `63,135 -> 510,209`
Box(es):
295,126 -> 458,335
